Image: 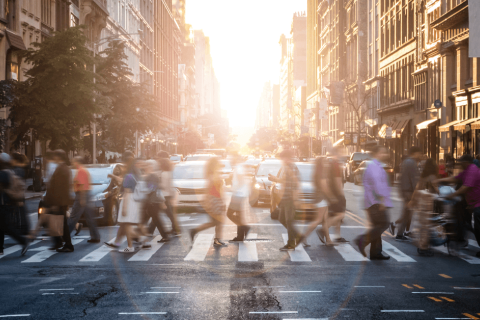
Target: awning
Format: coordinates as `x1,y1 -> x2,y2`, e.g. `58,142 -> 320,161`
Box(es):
453,117 -> 480,130
416,118 -> 438,130
378,124 -> 388,138
471,120 -> 480,130
439,120 -> 463,132
333,138 -> 344,147
5,30 -> 26,51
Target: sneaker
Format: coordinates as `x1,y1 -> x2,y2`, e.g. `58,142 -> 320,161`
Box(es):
74,223 -> 83,236
395,235 -> 411,242
119,246 -> 135,253
388,222 -> 396,236
279,245 -> 295,251
334,237 -> 349,243
213,238 -> 227,247
104,242 -> 120,249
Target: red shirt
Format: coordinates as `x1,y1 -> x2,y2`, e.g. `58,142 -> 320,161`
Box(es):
74,167 -> 91,192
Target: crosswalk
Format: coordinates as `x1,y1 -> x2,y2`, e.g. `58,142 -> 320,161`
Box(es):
1,233 -> 480,265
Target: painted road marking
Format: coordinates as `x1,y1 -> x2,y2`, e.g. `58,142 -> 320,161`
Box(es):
0,315 -> 30,318
253,286 -> 285,288
129,236 -> 165,262
441,297 -> 455,302
412,292 -> 454,294
39,289 -> 74,291
250,311 -> 298,314
331,235 -> 369,261
434,245 -> 480,264
22,239 -> 84,263
428,297 -> 442,302
0,240 -> 41,260
79,237 -> 126,262
413,284 -> 424,289
454,287 -> 480,290
463,314 -> 479,320
29,246 -> 53,252
119,312 -> 167,315
143,292 -> 179,294
184,234 -> 214,261
355,286 -> 385,288
279,291 -> 321,293
150,287 -> 181,289
381,240 -> 416,262
282,234 -> 311,262
439,274 -> 452,279
402,284 -> 413,289
381,310 -> 425,312
238,233 -> 258,262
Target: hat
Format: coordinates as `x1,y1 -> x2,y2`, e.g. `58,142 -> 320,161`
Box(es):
0,153 -> 10,163
458,154 -> 474,163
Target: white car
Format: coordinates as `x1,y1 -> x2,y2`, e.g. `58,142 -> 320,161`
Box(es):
172,161 -> 208,208
184,154 -> 215,161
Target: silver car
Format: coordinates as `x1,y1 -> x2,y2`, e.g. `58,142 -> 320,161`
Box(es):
172,161 -> 208,208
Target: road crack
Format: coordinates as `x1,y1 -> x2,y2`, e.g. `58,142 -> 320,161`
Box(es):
81,285 -> 118,317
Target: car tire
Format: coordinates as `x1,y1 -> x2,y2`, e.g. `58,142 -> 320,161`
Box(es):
107,201 -> 119,226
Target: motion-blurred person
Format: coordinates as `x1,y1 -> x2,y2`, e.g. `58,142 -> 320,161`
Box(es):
354,145 -> 391,260
0,153 -> 29,256
10,152 -> 29,235
190,157 -> 227,247
391,147 -> 422,241
227,155 -> 251,242
436,154 -> 480,258
438,158 -> 448,178
268,149 -> 302,251
321,147 -> 348,244
158,157 -> 180,237
299,157 -> 330,246
66,156 -> 100,243
407,158 -> 438,256
43,150 -> 73,252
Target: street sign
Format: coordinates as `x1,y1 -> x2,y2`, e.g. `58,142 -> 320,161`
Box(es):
344,133 -> 352,145
386,127 -> 393,139
434,99 -> 442,108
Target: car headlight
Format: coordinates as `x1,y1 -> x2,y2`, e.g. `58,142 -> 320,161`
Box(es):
38,207 -> 44,215
255,183 -> 261,189
94,192 -> 108,201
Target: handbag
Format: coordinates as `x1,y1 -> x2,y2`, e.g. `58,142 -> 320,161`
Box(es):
39,213 -> 64,237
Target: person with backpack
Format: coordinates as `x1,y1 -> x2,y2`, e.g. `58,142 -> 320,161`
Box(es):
66,156 -> 100,243
0,153 -> 29,256
43,150 -> 73,252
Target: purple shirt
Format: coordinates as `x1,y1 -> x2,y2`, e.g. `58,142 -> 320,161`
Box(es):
455,163 -> 480,208
363,159 -> 392,208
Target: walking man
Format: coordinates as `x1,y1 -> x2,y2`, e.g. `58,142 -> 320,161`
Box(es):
268,149 -> 302,251
391,146 -> 422,240
67,156 -> 100,243
354,145 -> 391,260
44,150 -> 74,252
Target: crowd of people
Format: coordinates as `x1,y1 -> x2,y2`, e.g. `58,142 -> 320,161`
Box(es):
1,143 -> 479,260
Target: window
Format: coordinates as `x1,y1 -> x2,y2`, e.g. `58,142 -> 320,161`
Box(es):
70,12 -> 78,27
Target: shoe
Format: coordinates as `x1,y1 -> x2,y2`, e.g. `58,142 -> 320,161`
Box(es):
213,238 -> 227,247
56,246 -> 74,253
157,238 -> 170,243
119,246 -> 135,253
229,237 -> 244,243
316,229 -> 326,245
21,243 -> 29,256
74,223 -> 83,236
104,242 -> 120,249
395,235 -> 411,242
189,229 -> 197,242
370,253 -> 390,260
87,239 -> 101,243
279,245 -> 295,251
334,237 -> 349,243
141,243 -> 152,249
389,222 -> 396,235
354,237 -> 367,257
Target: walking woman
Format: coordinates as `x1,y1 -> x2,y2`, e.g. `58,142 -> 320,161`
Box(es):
299,157 -> 331,246
227,155 -> 251,242
158,158 -> 181,237
190,157 -> 227,247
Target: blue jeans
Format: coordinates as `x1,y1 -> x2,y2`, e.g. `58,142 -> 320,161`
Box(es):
67,192 -> 100,240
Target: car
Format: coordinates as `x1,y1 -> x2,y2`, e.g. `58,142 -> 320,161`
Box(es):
220,159 -> 233,185
249,159 -> 282,206
170,154 -> 183,165
346,152 -> 372,182
336,155 -> 349,183
38,164 -> 122,226
184,154 -> 215,161
270,162 -> 317,220
172,161 -> 209,209
244,158 -> 262,168
352,160 -> 395,186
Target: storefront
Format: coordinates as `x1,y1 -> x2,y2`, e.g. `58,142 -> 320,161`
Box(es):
378,118 -> 411,175
416,118 -> 439,160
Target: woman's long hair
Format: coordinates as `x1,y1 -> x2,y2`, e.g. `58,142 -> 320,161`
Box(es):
313,157 -> 324,191
421,158 -> 438,179
159,158 -> 172,172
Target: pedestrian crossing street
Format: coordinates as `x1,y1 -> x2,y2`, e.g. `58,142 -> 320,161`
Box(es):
1,233 -> 480,265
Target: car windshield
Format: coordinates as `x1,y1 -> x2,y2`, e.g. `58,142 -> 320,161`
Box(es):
256,163 -> 281,177
170,156 -> 181,161
173,164 -> 205,179
296,165 -> 314,181
86,167 -> 113,185
186,155 -> 211,161
352,153 -> 372,161
220,160 -> 231,171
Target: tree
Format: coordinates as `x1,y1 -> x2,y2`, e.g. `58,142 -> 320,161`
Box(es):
96,40 -> 159,153
247,127 -> 279,152
9,26 -> 105,151
343,78 -> 371,152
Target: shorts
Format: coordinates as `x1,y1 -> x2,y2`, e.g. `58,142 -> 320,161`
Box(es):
328,196 -> 346,213
317,200 -> 328,208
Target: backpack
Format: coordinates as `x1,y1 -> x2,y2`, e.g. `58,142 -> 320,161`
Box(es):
2,169 -> 25,204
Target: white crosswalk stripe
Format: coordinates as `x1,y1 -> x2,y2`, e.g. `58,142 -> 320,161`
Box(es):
329,233 -> 369,261
129,236 -> 165,262
22,239 -> 84,263
79,237 -> 126,262
381,240 -> 416,262
238,233 -> 258,262
184,234 -> 214,261
433,245 -> 480,264
0,240 -> 41,260
282,234 -> 311,262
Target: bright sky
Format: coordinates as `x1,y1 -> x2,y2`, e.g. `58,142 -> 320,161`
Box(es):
186,0 -> 307,130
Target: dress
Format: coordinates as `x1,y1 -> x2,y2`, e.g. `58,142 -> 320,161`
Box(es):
118,174 -> 142,224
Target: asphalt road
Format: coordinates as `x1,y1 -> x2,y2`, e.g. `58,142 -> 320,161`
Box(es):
1,183 -> 479,320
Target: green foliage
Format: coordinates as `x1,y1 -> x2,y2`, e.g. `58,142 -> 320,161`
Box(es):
247,127 -> 279,152
9,26 -> 104,151
96,40 -> 159,153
